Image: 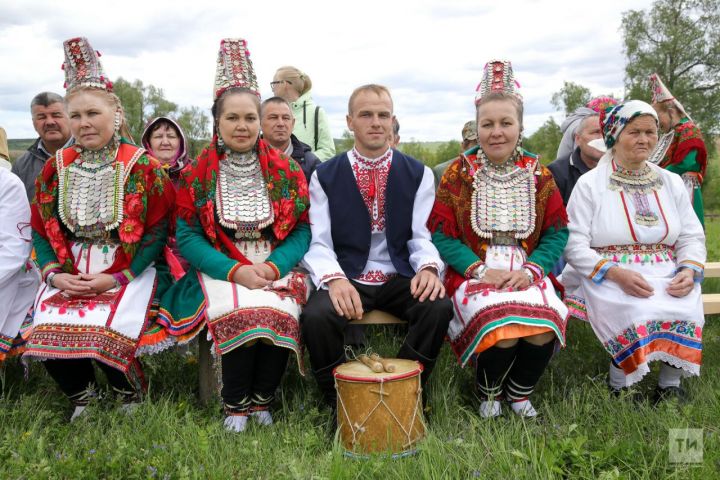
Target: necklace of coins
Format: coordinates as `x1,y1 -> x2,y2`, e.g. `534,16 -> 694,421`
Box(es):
470,148 -> 536,240
609,161 -> 664,226
216,149 -> 274,239
58,141 -> 124,240
647,130 -> 674,165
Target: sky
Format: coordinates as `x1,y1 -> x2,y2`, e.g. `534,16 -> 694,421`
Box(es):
0,0 -> 655,142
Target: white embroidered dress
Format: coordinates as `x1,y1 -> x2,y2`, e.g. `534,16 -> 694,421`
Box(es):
562,157 -> 706,386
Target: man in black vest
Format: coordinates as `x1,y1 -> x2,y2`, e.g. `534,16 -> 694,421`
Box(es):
301,84 -> 453,406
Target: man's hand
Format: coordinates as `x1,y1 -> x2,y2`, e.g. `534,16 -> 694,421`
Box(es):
233,265 -> 272,290
606,266 -> 654,298
410,268 -> 445,302
328,278 -> 363,320
666,268 -> 695,298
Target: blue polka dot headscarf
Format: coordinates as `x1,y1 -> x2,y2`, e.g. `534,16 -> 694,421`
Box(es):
599,100 -> 658,149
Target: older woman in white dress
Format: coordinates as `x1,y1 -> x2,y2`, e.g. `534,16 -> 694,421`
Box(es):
562,100 -> 706,401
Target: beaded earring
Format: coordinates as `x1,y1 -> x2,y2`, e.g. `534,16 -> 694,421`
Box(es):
217,131 -> 225,152
113,111 -> 121,142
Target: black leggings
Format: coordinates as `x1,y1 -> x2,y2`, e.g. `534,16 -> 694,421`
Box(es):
220,341 -> 289,413
44,358 -> 136,405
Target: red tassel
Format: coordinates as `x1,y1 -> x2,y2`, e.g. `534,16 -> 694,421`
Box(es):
87,301 -> 96,311
78,309 -> 85,318
634,254 -> 641,263
96,50 -> 102,57
462,296 -> 469,305
40,303 -> 47,312
482,290 -> 489,297
368,182 -> 376,199
58,307 -> 67,315
61,63 -> 65,70
612,255 -> 618,262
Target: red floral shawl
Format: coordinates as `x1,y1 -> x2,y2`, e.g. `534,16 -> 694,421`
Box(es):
428,150 -> 567,291
175,137 -> 309,264
659,120 -> 707,182
31,141 -> 174,274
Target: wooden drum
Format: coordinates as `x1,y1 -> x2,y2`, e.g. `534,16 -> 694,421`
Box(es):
334,359 -> 425,457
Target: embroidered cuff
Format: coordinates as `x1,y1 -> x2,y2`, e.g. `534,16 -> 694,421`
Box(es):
264,261 -> 281,281
114,270 -> 134,286
677,261 -> 704,283
521,261 -> 544,281
464,260 -> 485,279
41,262 -> 62,282
227,263 -> 242,282
418,263 -> 439,275
319,272 -> 346,288
590,259 -> 617,284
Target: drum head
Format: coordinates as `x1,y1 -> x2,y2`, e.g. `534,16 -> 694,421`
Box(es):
334,358 -> 423,383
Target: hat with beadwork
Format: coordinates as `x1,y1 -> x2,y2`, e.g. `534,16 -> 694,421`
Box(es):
475,60 -> 521,104
649,72 -> 689,118
62,37 -> 113,92
214,38 -> 259,100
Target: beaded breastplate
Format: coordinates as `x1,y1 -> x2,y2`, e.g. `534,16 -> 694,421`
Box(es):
608,161 -> 664,226
470,152 -> 536,240
216,150 -> 274,239
57,143 -> 125,239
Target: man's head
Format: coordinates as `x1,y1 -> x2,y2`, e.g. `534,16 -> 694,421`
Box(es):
30,92 -> 70,151
574,114 -> 603,167
388,117 -> 401,148
461,120 -> 478,151
261,96 -> 295,149
346,84 -> 394,157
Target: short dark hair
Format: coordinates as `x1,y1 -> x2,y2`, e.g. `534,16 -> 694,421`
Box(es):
30,92 -> 64,109
261,96 -> 293,117
392,117 -> 400,136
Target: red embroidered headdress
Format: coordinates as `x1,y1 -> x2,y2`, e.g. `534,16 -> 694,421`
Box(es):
475,60 -> 521,104
214,38 -> 259,100
62,37 -> 113,92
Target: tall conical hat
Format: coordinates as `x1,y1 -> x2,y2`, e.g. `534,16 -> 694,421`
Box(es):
62,37 -> 113,92
475,60 -> 521,105
649,72 -> 689,119
214,38 -> 259,100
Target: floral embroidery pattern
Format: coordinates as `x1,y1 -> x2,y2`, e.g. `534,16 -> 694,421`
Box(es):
603,319 -> 702,356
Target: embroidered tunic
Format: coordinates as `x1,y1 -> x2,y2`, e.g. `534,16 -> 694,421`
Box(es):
27,140 -> 173,387
562,157 -> 706,385
155,138 -> 311,371
648,117 -> 707,225
302,147 -> 442,288
0,169 -> 39,361
429,147 -> 569,366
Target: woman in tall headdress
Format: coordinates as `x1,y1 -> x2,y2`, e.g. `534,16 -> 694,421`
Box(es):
159,39 -> 311,432
562,101 -> 705,402
26,37 -> 173,420
429,60 -> 569,418
648,73 -> 707,226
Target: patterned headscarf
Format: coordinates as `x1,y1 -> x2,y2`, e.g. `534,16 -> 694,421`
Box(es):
599,100 -> 658,149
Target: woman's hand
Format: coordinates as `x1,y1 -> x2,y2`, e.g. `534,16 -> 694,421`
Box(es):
249,263 -> 277,281
499,270 -> 531,290
232,265 -> 272,290
78,273 -> 117,294
52,273 -> 93,296
666,268 -> 695,298
606,266 -> 654,298
481,268 -> 510,288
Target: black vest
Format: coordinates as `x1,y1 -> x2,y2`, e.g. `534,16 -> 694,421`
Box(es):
316,150 -> 425,278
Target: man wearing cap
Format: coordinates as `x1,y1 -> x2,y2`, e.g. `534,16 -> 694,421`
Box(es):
432,120 -> 477,186
260,96 -> 321,182
301,84 -> 452,408
12,92 -> 71,200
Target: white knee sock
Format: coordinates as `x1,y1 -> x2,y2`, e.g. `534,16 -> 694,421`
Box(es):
658,363 -> 683,389
608,362 -> 627,390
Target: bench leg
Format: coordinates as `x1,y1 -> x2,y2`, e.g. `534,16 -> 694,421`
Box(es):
198,328 -> 218,405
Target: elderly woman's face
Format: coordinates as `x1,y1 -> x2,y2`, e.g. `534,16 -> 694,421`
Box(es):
476,99 -> 521,164
614,115 -> 658,166
66,90 -> 117,151
149,123 -> 181,165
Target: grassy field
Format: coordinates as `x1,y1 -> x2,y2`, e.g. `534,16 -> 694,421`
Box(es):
1,154 -> 718,479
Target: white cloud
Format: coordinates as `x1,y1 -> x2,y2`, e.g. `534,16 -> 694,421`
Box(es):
1,0 -> 654,142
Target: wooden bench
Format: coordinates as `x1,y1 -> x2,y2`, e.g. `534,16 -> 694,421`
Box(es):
197,264 -> 720,403
703,261 -> 720,315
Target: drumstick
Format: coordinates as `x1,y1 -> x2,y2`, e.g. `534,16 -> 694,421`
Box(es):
370,353 -> 396,373
358,354 -> 383,373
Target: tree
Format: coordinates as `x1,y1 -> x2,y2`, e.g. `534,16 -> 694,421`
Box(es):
335,129 -> 354,153
113,77 -> 145,142
621,0 -> 720,136
177,106 -> 210,158
551,81 -> 592,115
524,117 -> 562,164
